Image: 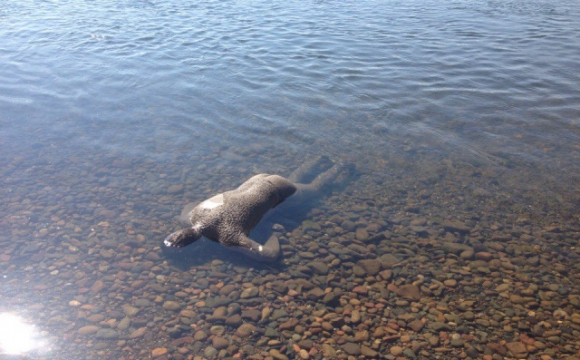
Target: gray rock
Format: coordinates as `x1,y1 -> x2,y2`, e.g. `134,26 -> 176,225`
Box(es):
342,342 -> 360,355
358,259 -> 381,275
307,261 -> 329,275
306,287 -> 325,300
95,328 -> 118,339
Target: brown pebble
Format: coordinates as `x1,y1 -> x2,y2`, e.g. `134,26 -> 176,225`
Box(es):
162,301 -> 181,311
390,345 -> 403,355
151,347 -> 167,358
396,284 -> 421,300
443,279 -> 457,287
78,325 -> 100,335
352,285 -> 368,294
475,252 -> 493,261
235,323 -> 257,338
129,327 -> 147,339
270,348 -> 289,360
90,280 -> 105,293
212,336 -> 229,350
505,341 -> 527,358
408,319 -> 425,332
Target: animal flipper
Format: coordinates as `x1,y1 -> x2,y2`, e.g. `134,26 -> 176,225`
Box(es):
227,234 -> 280,262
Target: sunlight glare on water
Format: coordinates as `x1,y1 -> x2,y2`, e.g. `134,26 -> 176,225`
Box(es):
0,313 -> 48,356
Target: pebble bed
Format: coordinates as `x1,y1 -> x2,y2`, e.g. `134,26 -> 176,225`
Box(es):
1,142 -> 579,360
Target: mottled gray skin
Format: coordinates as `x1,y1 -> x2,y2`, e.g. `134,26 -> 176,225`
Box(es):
163,174 -> 297,262
163,158 -> 343,262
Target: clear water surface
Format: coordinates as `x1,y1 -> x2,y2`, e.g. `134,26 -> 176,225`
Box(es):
1,0 -> 579,359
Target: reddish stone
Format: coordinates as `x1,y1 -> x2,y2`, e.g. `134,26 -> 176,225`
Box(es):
506,342 -> 527,358
397,284 -> 421,300
475,252 -> 493,261
90,280 -> 105,293
519,333 -> 535,345
279,318 -> 299,330
352,285 -> 368,295
170,336 -> 194,347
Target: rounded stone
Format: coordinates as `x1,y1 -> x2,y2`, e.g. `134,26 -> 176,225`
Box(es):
212,336 -> 229,350
162,301 -> 182,311
152,347 -> 168,358
240,287 -> 259,299
235,323 -> 257,338
78,325 -> 100,335
390,345 -> 403,356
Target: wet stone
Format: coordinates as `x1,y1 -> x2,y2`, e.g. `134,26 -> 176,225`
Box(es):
397,284 -> 421,300
163,301 -> 182,311
355,228 -> 369,241
322,344 -> 337,357
460,248 -> 474,259
451,338 -> 464,347
430,322 -> 451,331
323,291 -> 341,305
307,287 -> 325,300
443,242 -> 473,254
390,345 -> 403,356
358,259 -> 381,276
307,261 -> 329,275
219,284 -> 237,296
270,309 -> 288,320
87,314 -> 105,323
408,319 -> 425,332
279,318 -> 299,330
442,220 -> 470,234
506,341 -> 528,358
379,253 -> 400,267
129,327 -> 147,339
352,285 -> 368,295
403,348 -> 416,358
209,326 -> 224,336
204,346 -> 218,358
270,349 -> 289,360
122,304 -> 139,317
167,184 -> 183,194
235,323 -> 257,338
225,314 -> 242,326
152,347 -> 168,358
443,279 -> 457,287
240,287 -> 259,299
90,280 -> 105,293
361,344 -> 378,357
342,342 -> 360,355
78,325 -> 100,335
475,252 -> 493,261
95,328 -> 118,339
354,330 -> 369,341
118,317 -> 131,330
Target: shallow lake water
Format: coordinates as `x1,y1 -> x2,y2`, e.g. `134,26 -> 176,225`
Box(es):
1,1 -> 579,359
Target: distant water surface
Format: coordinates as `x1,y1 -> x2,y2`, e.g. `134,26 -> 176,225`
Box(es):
1,0 -> 579,358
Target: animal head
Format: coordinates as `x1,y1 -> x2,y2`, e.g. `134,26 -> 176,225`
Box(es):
163,225 -> 202,248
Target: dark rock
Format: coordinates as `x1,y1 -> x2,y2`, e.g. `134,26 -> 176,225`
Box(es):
358,259 -> 381,276
306,287 -> 325,300
307,261 -> 329,275
225,314 -> 242,326
342,342 -> 360,355
241,309 -> 261,322
279,318 -> 299,330
408,319 -> 425,332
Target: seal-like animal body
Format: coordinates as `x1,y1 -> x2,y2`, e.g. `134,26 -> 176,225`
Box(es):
163,174 -> 297,262
163,156 -> 347,262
